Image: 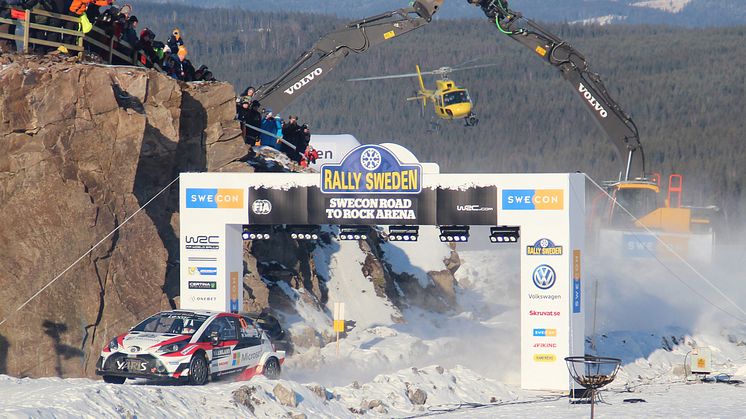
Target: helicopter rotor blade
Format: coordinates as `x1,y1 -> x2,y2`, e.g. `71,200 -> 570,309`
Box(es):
347,72 -> 421,82
449,62 -> 502,73
347,62 -> 501,82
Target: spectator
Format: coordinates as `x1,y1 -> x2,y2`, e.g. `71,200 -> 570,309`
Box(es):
136,27 -> 157,66
259,110 -> 282,150
244,100 -> 262,146
236,97 -> 252,143
236,86 -> 254,114
281,115 -> 303,162
0,1 -> 23,53
194,65 -> 215,81
122,15 -> 138,48
167,27 -> 183,52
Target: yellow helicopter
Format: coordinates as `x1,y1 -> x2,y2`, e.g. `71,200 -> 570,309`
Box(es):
348,63 -> 499,128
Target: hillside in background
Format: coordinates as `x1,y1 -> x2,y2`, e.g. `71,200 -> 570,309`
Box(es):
124,4 -> 746,224
133,0 -> 746,26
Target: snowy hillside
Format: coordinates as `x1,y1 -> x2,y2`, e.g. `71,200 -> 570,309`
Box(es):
148,0 -> 746,26
2,234 -> 746,417
632,0 -> 692,13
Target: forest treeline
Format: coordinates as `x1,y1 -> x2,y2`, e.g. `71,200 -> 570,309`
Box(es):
129,2 -> 746,224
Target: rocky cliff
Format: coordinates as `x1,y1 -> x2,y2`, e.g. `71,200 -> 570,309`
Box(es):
0,53 -> 249,378
0,54 -> 459,379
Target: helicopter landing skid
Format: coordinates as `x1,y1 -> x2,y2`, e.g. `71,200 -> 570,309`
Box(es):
465,114 -> 479,127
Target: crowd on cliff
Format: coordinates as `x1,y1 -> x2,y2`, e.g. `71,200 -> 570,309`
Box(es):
1,1 -> 318,164
0,1 -> 214,82
236,86 -> 318,167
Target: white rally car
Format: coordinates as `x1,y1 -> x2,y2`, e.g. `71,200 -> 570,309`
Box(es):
95,310 -> 285,385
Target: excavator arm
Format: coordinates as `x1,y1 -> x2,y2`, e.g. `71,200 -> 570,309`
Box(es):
467,0 -> 645,180
253,0 -> 443,114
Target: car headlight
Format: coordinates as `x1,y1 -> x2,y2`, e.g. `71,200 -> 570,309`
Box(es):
157,341 -> 188,354
108,337 -> 119,352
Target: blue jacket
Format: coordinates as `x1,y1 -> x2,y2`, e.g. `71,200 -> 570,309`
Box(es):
260,117 -> 283,149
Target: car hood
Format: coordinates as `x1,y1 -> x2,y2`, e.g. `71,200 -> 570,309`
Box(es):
121,332 -> 190,353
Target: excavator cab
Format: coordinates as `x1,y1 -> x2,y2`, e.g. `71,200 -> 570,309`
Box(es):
607,181 -> 660,228
594,175 -> 717,263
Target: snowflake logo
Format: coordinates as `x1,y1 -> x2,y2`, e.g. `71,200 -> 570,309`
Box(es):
360,148 -> 382,171
539,239 -> 550,248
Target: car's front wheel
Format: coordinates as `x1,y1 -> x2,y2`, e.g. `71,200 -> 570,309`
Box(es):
103,375 -> 126,385
263,357 -> 281,379
188,354 -> 208,385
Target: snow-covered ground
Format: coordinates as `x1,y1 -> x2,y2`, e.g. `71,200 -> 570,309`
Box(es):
2,228 -> 746,417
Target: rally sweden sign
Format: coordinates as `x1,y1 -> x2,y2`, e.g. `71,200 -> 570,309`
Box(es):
321,145 -> 422,194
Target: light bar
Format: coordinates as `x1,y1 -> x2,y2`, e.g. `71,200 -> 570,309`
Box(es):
439,225 -> 470,243
242,225 -> 272,241
286,225 -> 321,241
339,225 -> 371,241
388,225 -> 419,242
490,226 -> 520,243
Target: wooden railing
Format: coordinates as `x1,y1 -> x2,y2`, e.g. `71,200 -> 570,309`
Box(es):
0,7 -> 84,54
0,7 -> 159,70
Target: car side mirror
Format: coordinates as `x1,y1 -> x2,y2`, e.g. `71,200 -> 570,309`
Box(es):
209,331 -> 221,346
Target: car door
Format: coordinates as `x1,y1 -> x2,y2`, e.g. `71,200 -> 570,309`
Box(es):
232,316 -> 265,372
203,316 -> 239,375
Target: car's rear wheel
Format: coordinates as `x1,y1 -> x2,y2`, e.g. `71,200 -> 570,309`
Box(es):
103,375 -> 126,385
188,354 -> 208,385
263,357 -> 281,379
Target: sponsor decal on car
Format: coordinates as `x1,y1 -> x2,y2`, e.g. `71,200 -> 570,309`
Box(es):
212,347 -> 231,358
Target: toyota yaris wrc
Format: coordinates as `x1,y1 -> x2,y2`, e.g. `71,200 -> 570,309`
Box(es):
96,310 -> 285,385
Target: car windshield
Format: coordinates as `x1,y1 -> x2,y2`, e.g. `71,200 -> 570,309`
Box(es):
443,90 -> 469,106
131,312 -> 208,335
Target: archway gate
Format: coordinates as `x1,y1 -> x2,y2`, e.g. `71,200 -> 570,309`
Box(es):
179,144 -> 585,392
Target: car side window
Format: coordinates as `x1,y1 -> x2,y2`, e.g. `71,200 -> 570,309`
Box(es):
240,316 -> 262,346
221,317 -> 239,341
202,317 -> 237,342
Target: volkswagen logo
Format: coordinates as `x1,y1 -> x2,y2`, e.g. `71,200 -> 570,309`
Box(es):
251,199 -> 272,215
532,265 -> 556,290
130,346 -> 140,353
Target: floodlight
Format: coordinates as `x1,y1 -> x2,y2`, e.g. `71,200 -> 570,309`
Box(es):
489,226 -> 520,244
388,226 -> 419,242
242,225 -> 272,241
439,225 -> 470,243
339,225 -> 372,241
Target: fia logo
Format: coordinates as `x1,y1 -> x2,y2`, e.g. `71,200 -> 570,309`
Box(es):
251,199 -> 272,215
532,265 -> 556,290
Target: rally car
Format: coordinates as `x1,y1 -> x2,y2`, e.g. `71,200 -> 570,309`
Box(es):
95,310 -> 285,385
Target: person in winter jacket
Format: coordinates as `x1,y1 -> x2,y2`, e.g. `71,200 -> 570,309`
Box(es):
281,115 -> 304,162
167,27 -> 183,52
122,15 -> 138,47
244,100 -> 263,146
69,0 -> 111,16
259,110 -> 282,150
0,0 -> 22,53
